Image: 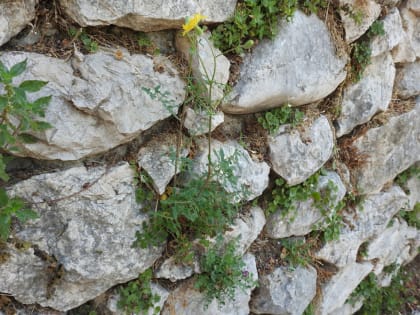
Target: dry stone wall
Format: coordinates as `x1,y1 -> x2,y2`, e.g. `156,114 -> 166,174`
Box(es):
0,1 -> 419,315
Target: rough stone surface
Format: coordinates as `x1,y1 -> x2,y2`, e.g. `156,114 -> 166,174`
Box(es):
269,116 -> 334,185
190,139 -> 270,201
339,0 -> 381,43
221,11 -> 347,114
395,61 -> 420,99
107,283 -> 170,315
250,265 -> 317,315
176,31 -> 230,102
265,171 -> 346,239
336,52 -> 395,137
59,0 -> 237,31
407,0 -> 420,14
184,107 -> 225,136
161,253 -> 257,315
329,300 -> 364,315
406,168 -> 420,209
400,7 -> 420,59
3,163 -> 162,311
352,99 -> 420,194
155,206 -> 265,282
0,51 -> 185,161
315,262 -> 373,315
137,132 -> 189,195
0,0 -> 37,46
366,218 -> 420,273
315,186 -> 409,267
370,8 -> 404,57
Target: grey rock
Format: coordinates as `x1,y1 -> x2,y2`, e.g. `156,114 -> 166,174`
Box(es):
0,0 -> 37,46
407,0 -> 420,14
190,139 -> 270,201
352,99 -> 420,194
176,31 -> 230,102
269,115 -> 334,186
161,253 -> 257,315
137,132 -> 189,195
58,0 -> 237,32
329,300 -> 364,315
265,171 -> 346,239
250,265 -> 317,315
396,61 -> 420,99
400,6 -> 420,59
339,0 -> 381,43
315,262 -> 373,315
315,186 -> 409,267
222,11 -> 347,114
154,256 -> 198,283
406,168 -> 420,209
336,52 -> 395,137
392,30 -> 417,63
370,8 -> 404,57
107,283 -> 170,315
184,107 -> 225,136
0,50 -> 185,161
4,163 -> 162,311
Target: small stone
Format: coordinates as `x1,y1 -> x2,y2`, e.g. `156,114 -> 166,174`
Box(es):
184,107 -> 225,136
395,61 -> 420,99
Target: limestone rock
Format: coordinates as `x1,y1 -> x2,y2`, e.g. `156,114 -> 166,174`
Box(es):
407,0 -> 420,14
176,31 -> 230,102
0,51 -> 185,161
329,300 -> 364,315
265,171 -> 346,239
107,283 -> 170,315
250,265 -> 317,315
58,0 -> 237,32
137,133 -> 189,195
370,8 -> 404,57
395,61 -> 420,99
0,0 -> 37,46
222,11 -> 347,114
154,256 -> 198,283
400,6 -> 420,59
406,168 -> 420,209
352,99 -> 420,194
190,139 -> 270,201
269,116 -> 334,185
315,262 -> 373,315
3,163 -> 162,311
315,186 -> 409,267
336,53 -> 395,137
161,253 -> 257,315
339,0 -> 381,43
392,30 -> 417,63
184,107 -> 225,136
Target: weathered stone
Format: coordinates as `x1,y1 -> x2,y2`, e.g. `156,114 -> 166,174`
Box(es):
269,116 -> 334,185
400,7 -> 420,59
339,0 -> 381,43
265,171 -> 346,239
370,8 -> 404,57
315,186 -> 409,267
395,61 -> 420,99
352,99 -> 420,194
0,51 -> 185,161
137,132 -> 189,195
315,262 -> 373,315
176,31 -> 230,102
161,253 -> 257,315
407,0 -> 420,14
366,218 -> 420,273
392,30 -> 417,63
406,167 -> 420,209
107,283 -> 170,315
4,163 -> 162,311
0,0 -> 37,46
190,139 -> 270,201
336,53 -> 395,137
58,0 -> 237,32
184,107 -> 225,136
329,300 -> 364,315
222,11 -> 347,114
155,206 -> 265,282
250,265 -> 317,315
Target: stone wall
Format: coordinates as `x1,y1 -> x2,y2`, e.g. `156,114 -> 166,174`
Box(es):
0,1 -> 419,314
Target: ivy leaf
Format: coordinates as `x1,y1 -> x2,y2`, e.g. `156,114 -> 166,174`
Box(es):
19,80 -> 48,92
9,59 -> 27,78
14,208 -> 38,223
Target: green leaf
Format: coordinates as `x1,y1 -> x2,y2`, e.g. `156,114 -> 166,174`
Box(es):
0,60 -> 11,83
18,133 -> 39,144
19,80 -> 48,92
9,59 -> 27,78
0,156 -> 9,182
14,208 -> 38,222
32,95 -> 52,111
0,96 -> 7,111
30,121 -> 53,131
0,213 -> 11,241
0,188 -> 9,207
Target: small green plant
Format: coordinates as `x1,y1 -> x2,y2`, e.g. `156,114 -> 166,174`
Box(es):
281,238 -> 313,267
303,302 -> 315,315
117,268 -> 161,315
340,4 -> 364,25
349,265 -> 411,315
68,28 -> 98,53
399,203 -> 420,229
257,104 -> 304,134
195,239 -> 256,308
0,58 -> 52,241
395,165 -> 420,191
351,20 -> 385,81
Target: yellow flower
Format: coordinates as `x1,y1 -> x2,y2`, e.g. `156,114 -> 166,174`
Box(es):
182,13 -> 207,36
